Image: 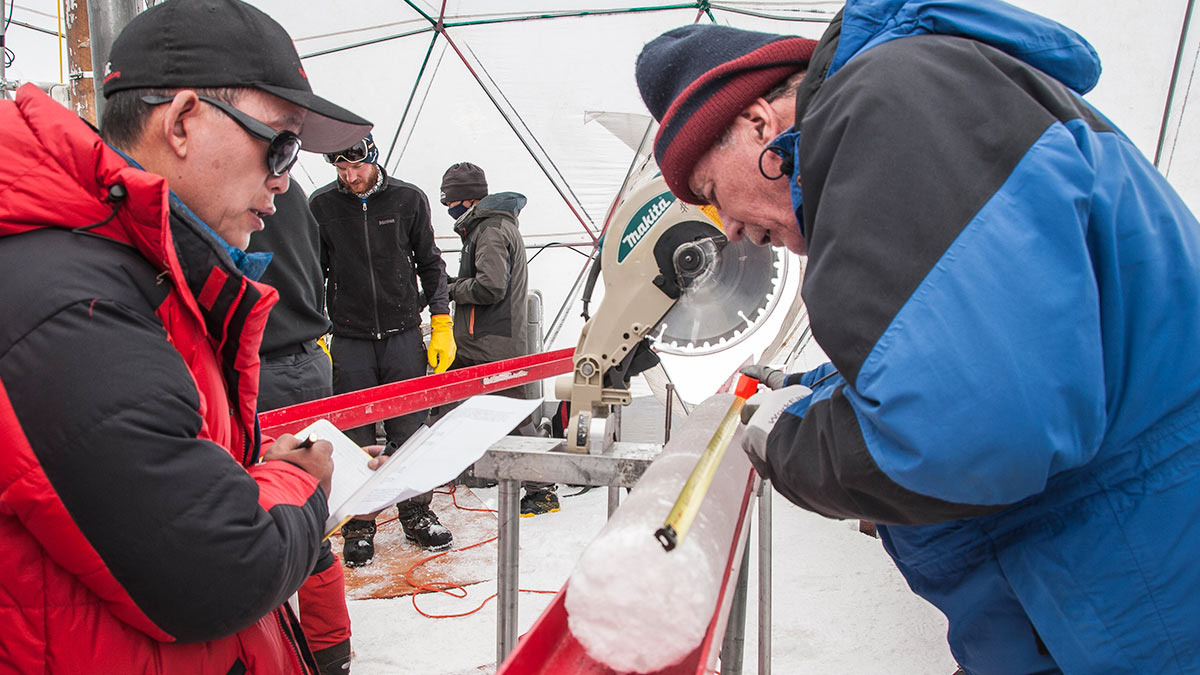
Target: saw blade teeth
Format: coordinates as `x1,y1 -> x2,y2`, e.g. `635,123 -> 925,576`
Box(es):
653,238 -> 791,356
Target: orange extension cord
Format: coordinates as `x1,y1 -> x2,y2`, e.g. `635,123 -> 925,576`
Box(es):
374,485 -> 556,619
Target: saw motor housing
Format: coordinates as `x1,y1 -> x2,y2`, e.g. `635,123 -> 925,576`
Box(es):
555,179 -> 727,453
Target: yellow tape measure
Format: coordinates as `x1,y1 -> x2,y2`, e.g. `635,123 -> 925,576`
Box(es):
655,375 -> 758,551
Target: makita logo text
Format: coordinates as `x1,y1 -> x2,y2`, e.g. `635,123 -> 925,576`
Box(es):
621,198 -> 670,249
616,192 -> 676,263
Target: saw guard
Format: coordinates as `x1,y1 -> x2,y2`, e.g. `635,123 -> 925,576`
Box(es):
558,175 -> 784,453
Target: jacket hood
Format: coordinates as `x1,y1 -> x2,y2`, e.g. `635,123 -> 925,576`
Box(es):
832,0 -> 1100,94
476,191 -> 527,217
0,85 -> 175,266
454,191 -> 527,236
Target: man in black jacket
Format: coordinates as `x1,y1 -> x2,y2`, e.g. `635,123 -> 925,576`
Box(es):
248,182 -> 351,674
251,183 -> 335,411
310,135 -> 456,562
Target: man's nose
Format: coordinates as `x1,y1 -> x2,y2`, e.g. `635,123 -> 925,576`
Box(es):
722,215 -> 747,241
267,171 -> 290,194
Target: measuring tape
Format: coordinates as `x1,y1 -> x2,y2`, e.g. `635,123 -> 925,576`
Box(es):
655,374 -> 759,551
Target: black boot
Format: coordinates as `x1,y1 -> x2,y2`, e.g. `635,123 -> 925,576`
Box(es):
520,487 -> 561,517
313,638 -> 351,674
341,518 -> 376,567
397,502 -> 453,551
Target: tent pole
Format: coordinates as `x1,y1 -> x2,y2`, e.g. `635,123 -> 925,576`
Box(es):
1155,0 -> 1199,170
86,0 -> 141,122
1,0 -> 8,100
384,32 -> 441,169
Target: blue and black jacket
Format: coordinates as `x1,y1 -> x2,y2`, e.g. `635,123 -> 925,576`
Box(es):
764,1 -> 1200,672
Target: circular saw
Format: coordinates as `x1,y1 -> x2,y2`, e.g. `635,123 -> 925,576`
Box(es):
655,235 -> 784,355
554,174 -> 786,453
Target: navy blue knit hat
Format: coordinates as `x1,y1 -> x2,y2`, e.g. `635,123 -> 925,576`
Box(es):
635,25 -> 816,204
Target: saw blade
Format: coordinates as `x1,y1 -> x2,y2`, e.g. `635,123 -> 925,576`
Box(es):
653,238 -> 786,355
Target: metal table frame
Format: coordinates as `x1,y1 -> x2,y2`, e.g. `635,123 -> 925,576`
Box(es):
472,437 -> 774,674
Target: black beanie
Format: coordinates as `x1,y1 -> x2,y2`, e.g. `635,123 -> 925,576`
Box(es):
635,25 -> 816,204
440,162 -> 488,205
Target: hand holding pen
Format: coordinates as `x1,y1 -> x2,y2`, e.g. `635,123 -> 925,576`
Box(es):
262,432 -> 334,497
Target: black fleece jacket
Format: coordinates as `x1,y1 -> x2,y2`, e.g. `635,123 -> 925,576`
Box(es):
310,168 -> 450,339
247,182 -> 331,353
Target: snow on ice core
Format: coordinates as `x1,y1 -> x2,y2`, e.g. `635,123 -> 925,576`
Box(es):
564,393 -> 751,673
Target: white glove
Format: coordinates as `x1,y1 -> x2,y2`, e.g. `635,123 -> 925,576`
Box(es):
740,384 -> 812,476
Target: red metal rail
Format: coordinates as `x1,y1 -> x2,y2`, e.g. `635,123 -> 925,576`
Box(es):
259,348 -> 575,438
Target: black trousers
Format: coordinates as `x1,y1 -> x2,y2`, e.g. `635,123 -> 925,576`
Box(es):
331,329 -> 433,510
331,329 -> 427,446
258,340 -> 333,413
256,339 -> 341,598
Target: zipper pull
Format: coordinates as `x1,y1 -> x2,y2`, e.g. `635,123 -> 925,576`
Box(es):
361,200 -> 367,212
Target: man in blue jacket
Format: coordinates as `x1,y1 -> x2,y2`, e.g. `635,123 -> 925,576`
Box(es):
636,1 -> 1200,672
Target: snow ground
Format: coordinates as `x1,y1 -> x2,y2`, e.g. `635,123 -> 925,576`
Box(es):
344,485 -> 957,674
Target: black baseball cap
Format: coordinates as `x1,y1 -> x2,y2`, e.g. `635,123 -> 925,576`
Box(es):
102,0 -> 371,153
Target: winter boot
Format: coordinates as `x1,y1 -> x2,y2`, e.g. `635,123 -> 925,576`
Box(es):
520,488 -> 561,517
341,518 -> 377,567
397,502 -> 453,551
313,639 -> 352,675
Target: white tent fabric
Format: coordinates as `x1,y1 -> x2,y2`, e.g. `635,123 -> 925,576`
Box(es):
5,2 -> 1200,672
5,0 -> 1200,394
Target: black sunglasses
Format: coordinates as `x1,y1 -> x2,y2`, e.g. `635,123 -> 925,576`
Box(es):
323,138 -> 373,164
140,94 -> 302,177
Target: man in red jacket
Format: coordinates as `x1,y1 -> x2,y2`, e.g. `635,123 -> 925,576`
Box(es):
0,0 -> 372,673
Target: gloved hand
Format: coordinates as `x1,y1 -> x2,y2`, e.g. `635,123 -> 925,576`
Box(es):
740,364 -> 788,390
740,384 -> 812,477
317,334 -> 332,362
427,314 -> 456,373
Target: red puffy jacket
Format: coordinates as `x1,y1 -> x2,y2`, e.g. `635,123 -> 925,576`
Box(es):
0,85 -> 326,673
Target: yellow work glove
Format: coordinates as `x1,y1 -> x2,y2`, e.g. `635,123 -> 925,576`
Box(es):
427,314 -> 456,373
317,334 -> 332,363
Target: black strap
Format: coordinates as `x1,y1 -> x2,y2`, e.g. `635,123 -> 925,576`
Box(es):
226,658 -> 247,675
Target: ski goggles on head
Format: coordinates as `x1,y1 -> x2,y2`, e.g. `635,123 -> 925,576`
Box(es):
140,94 -> 302,177
323,138 -> 375,164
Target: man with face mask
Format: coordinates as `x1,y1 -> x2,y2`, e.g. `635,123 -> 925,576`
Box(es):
635,1 -> 1200,672
438,163 -> 559,516
310,135 -> 456,564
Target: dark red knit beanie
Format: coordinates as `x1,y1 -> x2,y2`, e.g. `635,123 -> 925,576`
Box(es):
635,25 -> 816,204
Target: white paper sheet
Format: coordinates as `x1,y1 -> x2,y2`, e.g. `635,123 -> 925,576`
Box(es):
293,395 -> 542,535
350,395 -> 541,514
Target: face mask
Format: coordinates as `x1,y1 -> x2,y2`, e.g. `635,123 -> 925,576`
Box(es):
447,204 -> 469,219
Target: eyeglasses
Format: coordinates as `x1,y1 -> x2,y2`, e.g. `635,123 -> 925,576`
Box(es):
323,138 -> 372,165
140,94 -> 302,177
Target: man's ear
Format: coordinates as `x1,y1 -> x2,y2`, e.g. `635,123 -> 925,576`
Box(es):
157,90 -> 203,161
738,97 -> 788,146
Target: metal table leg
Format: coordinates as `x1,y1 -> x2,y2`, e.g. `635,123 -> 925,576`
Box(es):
720,521 -> 752,675
497,479 -> 520,664
759,479 -> 773,675
607,485 -> 621,518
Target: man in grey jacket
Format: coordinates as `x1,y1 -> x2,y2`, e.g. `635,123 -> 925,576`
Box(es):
440,162 -> 559,516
